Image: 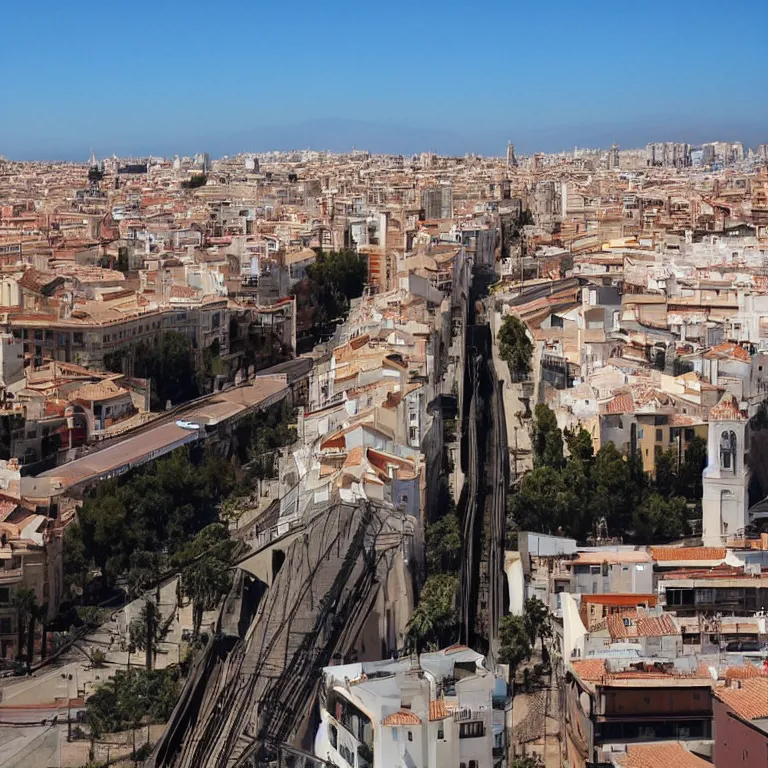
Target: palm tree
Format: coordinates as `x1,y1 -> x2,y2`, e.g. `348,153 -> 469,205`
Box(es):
181,555 -> 231,639
406,609 -> 435,653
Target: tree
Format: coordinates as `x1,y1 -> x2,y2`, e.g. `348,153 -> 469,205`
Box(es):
406,574 -> 458,652
523,597 -> 551,648
134,332 -> 199,410
632,493 -> 687,542
292,249 -> 367,337
126,550 -> 166,600
129,599 -> 173,671
507,466 -> 566,534
497,315 -> 533,382
591,442 -> 634,535
425,511 -> 461,575
498,614 -> 531,681
654,449 -> 677,497
63,522 -> 89,598
176,524 -> 236,638
564,425 -> 594,463
560,457 -> 592,541
531,404 -> 563,469
676,435 -> 707,501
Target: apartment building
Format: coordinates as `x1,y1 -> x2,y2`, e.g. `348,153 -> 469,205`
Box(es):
315,647 -> 505,768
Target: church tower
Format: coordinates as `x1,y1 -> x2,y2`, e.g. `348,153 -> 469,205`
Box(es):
702,393 -> 749,546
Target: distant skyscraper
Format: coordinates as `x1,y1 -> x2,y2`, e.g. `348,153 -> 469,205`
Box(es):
609,143 -> 620,170
506,142 -> 517,167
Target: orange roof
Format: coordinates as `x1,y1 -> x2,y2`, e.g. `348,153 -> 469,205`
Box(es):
724,663 -> 768,681
382,710 -> 422,726
615,742 -> 710,768
429,700 -> 453,721
704,341 -> 750,362
606,391 -> 634,414
607,611 -> 679,639
715,678 -> 768,721
581,594 -> 657,607
571,659 -> 607,682
651,546 -> 726,562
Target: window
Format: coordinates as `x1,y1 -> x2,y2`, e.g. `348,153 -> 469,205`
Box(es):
437,727 -> 444,740
328,723 -> 337,749
0,588 -> 9,604
590,565 -> 600,574
392,728 -> 398,741
459,721 -> 484,739
638,428 -> 644,439
469,762 -> 478,768
0,618 -> 11,634
655,428 -> 663,442
73,333 -> 83,345
407,731 -> 413,742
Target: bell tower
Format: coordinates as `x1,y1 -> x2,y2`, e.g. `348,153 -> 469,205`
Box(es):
702,393 -> 749,546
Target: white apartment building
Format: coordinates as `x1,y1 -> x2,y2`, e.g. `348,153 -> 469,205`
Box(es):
315,647 -> 506,768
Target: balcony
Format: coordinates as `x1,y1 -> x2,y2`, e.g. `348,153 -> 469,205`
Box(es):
0,568 -> 24,584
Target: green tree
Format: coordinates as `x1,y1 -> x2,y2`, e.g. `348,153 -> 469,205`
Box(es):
497,315 -> 533,382
507,466 -> 566,534
134,332 -> 199,410
591,442 -> 634,535
126,551 -> 166,600
676,435 -> 707,501
523,597 -> 551,648
654,449 -> 678,497
406,574 -> 458,652
632,493 -> 687,542
498,614 -> 531,681
63,522 -> 89,598
129,599 -> 172,671
564,425 -> 594,462
560,457 -> 592,540
176,524 -> 236,638
531,404 -> 564,469
292,249 -> 367,335
425,488 -> 461,575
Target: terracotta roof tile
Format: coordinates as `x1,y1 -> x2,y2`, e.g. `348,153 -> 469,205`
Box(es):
704,342 -> 750,362
724,663 -> 768,681
382,709 -> 422,726
606,391 -> 634,414
606,610 -> 679,640
715,678 -> 768,721
651,546 -> 726,562
429,700 -> 453,721
571,659 -> 606,682
615,742 -> 711,768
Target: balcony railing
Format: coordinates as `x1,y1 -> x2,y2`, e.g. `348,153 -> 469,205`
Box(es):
0,568 -> 24,584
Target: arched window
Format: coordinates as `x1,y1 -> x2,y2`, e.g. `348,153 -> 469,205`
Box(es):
720,430 -> 737,472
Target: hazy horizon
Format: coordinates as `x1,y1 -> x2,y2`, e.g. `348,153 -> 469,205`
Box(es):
4,0 -> 767,161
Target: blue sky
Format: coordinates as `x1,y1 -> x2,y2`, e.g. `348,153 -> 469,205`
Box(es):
3,0 -> 767,159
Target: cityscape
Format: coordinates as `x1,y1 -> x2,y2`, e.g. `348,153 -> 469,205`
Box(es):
0,136 -> 767,768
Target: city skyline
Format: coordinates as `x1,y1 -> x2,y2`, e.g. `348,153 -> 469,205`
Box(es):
4,0 -> 767,159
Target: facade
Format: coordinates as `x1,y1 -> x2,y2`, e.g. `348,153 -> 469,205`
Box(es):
315,647 -> 505,768
713,678 -> 768,768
